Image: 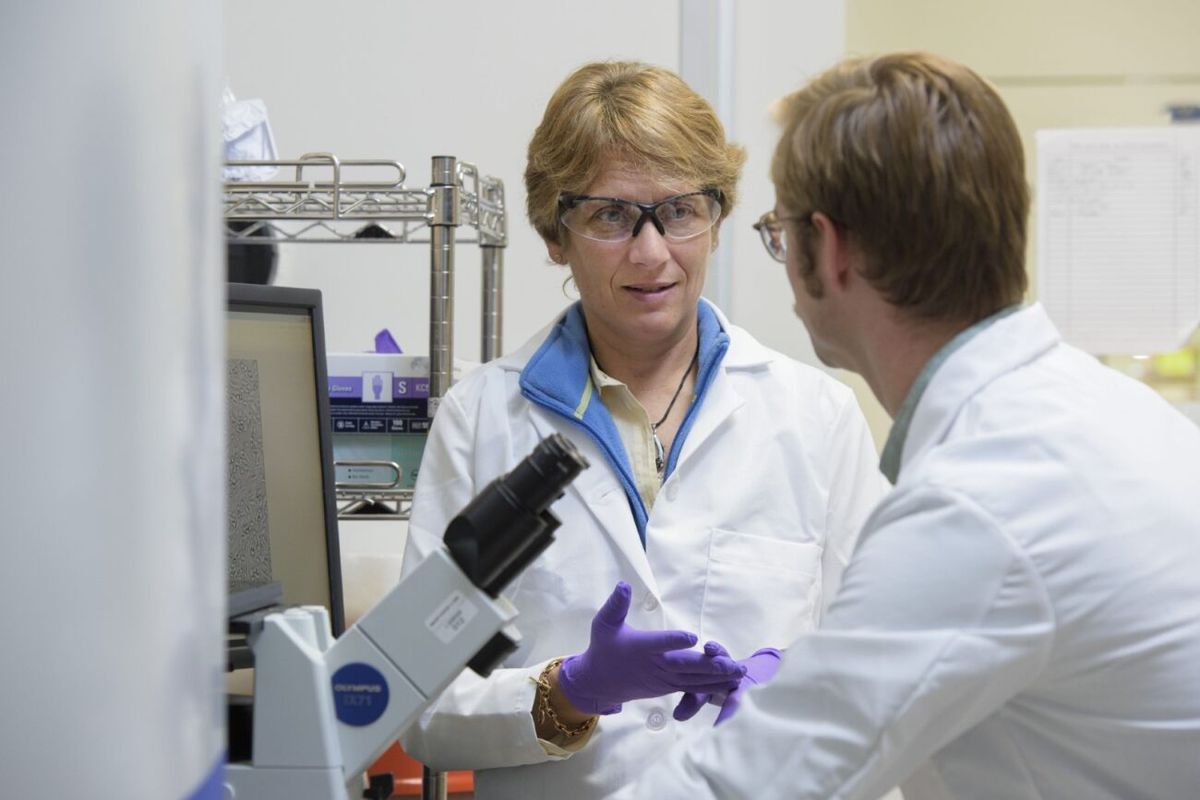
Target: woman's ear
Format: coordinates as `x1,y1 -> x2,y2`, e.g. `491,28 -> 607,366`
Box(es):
545,240 -> 566,265
709,217 -> 726,252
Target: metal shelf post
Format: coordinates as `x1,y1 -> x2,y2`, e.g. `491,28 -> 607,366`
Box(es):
429,155 -> 460,414
481,244 -> 504,363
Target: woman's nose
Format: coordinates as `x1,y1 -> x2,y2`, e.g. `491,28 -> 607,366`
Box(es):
628,219 -> 671,266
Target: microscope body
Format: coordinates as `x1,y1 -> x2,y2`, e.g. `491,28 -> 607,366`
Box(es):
225,433 -> 588,799
225,547 -> 520,799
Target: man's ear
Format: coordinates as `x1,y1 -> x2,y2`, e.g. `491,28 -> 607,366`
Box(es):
810,211 -> 852,291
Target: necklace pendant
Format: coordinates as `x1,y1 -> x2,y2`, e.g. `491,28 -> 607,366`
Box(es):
647,346 -> 697,480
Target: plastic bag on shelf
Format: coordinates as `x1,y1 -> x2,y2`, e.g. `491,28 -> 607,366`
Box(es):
221,84 -> 279,182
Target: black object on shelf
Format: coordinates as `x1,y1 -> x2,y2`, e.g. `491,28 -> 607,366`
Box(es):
227,220 -> 278,284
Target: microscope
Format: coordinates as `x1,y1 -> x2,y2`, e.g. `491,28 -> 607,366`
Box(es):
225,433 -> 589,799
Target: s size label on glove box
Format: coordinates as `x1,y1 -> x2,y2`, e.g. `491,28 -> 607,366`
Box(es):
426,590 -> 478,644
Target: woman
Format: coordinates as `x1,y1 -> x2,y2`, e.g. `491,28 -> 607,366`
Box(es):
400,61 -> 887,799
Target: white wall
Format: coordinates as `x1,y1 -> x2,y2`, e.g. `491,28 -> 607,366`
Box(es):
729,2 -> 846,360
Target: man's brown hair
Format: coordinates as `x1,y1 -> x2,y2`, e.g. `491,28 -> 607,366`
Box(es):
772,52 -> 1029,322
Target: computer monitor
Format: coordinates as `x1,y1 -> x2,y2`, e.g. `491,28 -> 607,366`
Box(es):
225,282 -> 344,636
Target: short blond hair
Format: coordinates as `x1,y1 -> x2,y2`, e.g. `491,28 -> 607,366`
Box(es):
772,52 -> 1028,323
525,61 -> 746,245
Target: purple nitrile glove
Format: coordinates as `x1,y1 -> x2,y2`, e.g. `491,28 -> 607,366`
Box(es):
672,642 -> 783,725
558,582 -> 746,716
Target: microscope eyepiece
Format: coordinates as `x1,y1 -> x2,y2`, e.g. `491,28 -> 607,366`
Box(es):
494,433 -> 590,517
442,434 -> 588,597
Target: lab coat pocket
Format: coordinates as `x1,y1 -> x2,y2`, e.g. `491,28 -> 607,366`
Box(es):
700,528 -> 823,656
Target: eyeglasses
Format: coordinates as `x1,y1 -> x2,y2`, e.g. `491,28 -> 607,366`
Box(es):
558,189 -> 722,243
752,209 -> 811,263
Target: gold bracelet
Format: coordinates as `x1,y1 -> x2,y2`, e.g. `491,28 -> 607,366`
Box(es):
532,657 -> 598,739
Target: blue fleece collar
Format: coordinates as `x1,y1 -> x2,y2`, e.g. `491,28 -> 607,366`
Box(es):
519,301 -> 730,544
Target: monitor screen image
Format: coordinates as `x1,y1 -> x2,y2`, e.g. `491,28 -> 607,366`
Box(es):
225,283 -> 344,636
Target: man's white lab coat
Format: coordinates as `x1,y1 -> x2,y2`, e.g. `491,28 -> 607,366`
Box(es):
399,302 -> 887,800
637,303 -> 1200,800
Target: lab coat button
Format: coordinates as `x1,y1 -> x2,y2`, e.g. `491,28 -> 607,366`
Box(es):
647,709 -> 666,731
665,481 -> 679,501
642,594 -> 659,612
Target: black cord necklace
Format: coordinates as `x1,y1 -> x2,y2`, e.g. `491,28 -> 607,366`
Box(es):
651,348 -> 699,477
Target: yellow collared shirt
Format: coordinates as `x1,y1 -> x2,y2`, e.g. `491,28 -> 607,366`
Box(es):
588,355 -> 661,511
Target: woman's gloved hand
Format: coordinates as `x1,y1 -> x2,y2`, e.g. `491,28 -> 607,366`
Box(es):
558,582 -> 746,715
671,641 -> 783,725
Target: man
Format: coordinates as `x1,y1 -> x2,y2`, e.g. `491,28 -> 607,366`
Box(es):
635,52 -> 1200,800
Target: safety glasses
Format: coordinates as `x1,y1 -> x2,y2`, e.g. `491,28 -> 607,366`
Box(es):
559,189 -> 722,242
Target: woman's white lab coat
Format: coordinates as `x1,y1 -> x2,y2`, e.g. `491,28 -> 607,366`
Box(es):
399,302 -> 886,800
